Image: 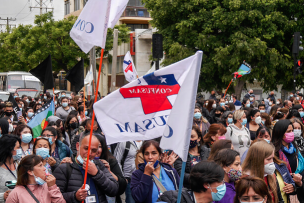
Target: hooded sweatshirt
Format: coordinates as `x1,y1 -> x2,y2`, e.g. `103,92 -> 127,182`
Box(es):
225,124 -> 251,157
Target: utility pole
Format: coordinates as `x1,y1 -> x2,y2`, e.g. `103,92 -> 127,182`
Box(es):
0,17 -> 16,32
292,32 -> 303,93
110,29 -> 119,92
30,0 -> 54,15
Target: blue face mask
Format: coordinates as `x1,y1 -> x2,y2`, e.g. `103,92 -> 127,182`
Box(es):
261,120 -> 265,125
13,148 -> 22,161
22,133 -> 32,144
44,96 -> 47,100
33,173 -> 46,185
55,101 -> 57,105
264,139 -> 271,144
241,118 -> 247,125
194,112 -> 202,119
228,118 -> 233,124
144,160 -> 159,168
36,148 -> 50,159
77,155 -> 93,165
28,112 -> 34,118
85,111 -> 88,116
48,137 -> 53,145
246,103 -> 250,107
62,102 -> 68,108
300,112 -> 304,118
19,108 -> 22,112
209,183 -> 226,201
260,110 -> 265,113
14,96 -> 17,99
220,103 -> 225,107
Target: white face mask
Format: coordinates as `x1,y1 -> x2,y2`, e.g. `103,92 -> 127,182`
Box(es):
294,129 -> 302,138
264,162 -> 275,175
9,124 -> 14,133
255,116 -> 262,124
276,101 -> 280,105
269,102 -> 273,106
212,104 -> 216,109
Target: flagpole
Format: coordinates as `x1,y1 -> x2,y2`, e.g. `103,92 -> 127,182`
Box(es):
53,88 -> 55,103
223,79 -> 233,98
176,162 -> 186,203
83,86 -> 86,117
82,49 -> 104,203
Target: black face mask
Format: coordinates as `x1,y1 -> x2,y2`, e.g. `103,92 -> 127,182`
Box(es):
215,113 -> 221,117
5,111 -> 12,117
69,122 -> 79,129
78,101 -> 83,105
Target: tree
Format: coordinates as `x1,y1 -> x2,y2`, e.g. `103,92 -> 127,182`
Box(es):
0,12 -> 130,73
142,0 -> 303,99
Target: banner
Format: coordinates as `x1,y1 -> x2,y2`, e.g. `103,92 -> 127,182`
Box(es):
70,0 -> 111,53
94,51 -> 203,162
108,0 -> 129,29
123,51 -> 138,82
27,100 -> 55,138
8,93 -> 20,114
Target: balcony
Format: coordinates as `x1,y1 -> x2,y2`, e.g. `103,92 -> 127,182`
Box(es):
122,7 -> 150,18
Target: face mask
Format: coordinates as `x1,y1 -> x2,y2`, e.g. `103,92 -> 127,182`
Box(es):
269,102 -> 273,106
250,98 -> 253,101
205,103 -> 208,106
19,108 -> 22,112
226,167 -> 242,182
13,149 -> 22,161
261,120 -> 265,125
294,129 -> 302,138
209,183 -> 226,201
38,101 -> 42,104
283,132 -> 294,143
225,101 -> 228,104
22,133 -> 32,144
26,99 -> 29,103
62,102 -> 68,108
228,118 -> 233,124
300,112 -> 304,118
144,160 -> 159,168
44,96 -> 47,99
62,95 -> 66,97
297,97 -> 299,100
9,124 -> 14,133
33,173 -> 46,185
246,103 -> 250,107
241,118 -> 247,126
255,116 -> 262,124
260,110 -> 265,113
14,96 -> 17,99
212,104 -> 217,109
220,103 -> 225,107
240,199 -> 264,203
55,101 -> 57,105
36,148 -> 50,159
48,137 -> 53,145
70,122 -> 79,129
276,101 -> 280,105
77,154 -> 93,165
85,111 -> 88,116
190,140 -> 198,148
264,139 -> 271,144
290,95 -> 293,97
5,111 -> 12,117
194,112 -> 202,119
28,112 -> 34,118
215,113 -> 221,117
218,136 -> 225,140
264,162 -> 275,175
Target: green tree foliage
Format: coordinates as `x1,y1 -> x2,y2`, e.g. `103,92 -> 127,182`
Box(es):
142,0 -> 304,96
0,12 -> 130,73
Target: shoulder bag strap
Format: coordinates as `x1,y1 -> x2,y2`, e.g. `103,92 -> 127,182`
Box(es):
121,141 -> 131,171
24,185 -> 40,203
152,175 -> 167,193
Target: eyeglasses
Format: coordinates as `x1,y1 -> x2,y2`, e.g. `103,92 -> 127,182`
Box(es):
42,134 -> 54,137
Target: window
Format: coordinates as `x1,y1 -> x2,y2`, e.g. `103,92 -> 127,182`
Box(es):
64,0 -> 70,15
74,0 -> 80,11
127,0 -> 144,7
127,24 -> 149,31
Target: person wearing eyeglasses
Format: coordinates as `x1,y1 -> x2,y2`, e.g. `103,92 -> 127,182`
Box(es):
41,127 -> 72,161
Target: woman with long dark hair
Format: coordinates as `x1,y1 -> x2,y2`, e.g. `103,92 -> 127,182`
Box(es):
0,135 -> 21,202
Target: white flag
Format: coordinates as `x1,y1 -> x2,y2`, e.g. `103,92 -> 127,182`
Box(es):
108,0 -> 129,29
93,51 -> 203,162
70,0 -> 111,53
84,65 -> 94,85
123,51 -> 138,82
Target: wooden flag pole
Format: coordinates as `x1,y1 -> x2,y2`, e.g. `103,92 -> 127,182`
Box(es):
223,79 -> 233,98
82,49 -> 104,203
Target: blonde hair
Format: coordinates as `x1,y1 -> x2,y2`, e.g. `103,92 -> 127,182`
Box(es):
233,110 -> 244,122
242,141 -> 277,202
290,118 -> 304,138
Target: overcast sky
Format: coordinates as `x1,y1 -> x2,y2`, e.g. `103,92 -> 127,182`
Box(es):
0,0 -> 64,32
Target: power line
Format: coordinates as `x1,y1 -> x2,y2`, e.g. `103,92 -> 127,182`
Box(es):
0,17 -> 16,32
30,0 -> 54,15
14,1 -> 30,18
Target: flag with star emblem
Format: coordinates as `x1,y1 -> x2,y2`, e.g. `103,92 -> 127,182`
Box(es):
123,51 -> 138,82
94,51 -> 203,161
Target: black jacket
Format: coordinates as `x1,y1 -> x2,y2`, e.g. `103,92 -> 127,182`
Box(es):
157,188 -> 194,203
174,145 -> 210,188
53,157 -> 119,203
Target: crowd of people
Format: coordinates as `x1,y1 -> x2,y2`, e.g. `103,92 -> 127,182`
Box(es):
0,89 -> 304,203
